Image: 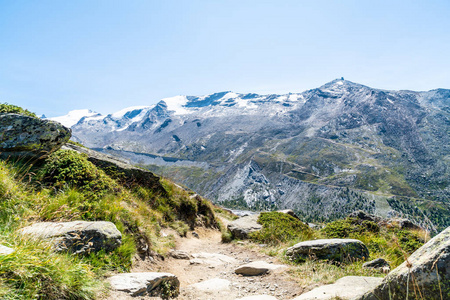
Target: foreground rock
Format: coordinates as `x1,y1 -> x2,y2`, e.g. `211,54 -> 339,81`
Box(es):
356,226 -> 450,300
235,261 -> 287,276
20,221 -> 121,254
63,143 -> 166,194
286,239 -> 369,263
0,114 -> 70,159
227,215 -> 262,239
108,272 -> 179,297
277,209 -> 300,220
0,244 -> 14,255
293,276 -> 383,300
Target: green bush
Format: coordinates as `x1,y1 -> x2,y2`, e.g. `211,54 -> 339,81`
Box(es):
322,218 -> 379,238
0,103 -> 37,118
37,149 -> 120,199
249,212 -> 313,245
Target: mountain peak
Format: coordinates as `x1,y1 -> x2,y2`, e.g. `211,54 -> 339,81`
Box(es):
48,109 -> 101,127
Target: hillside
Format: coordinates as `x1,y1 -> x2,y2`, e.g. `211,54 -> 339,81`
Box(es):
57,79 -> 450,231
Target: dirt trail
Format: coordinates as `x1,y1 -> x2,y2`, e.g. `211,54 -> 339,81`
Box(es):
108,223 -> 303,299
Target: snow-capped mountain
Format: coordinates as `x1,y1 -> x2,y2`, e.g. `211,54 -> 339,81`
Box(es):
53,79 -> 450,230
48,109 -> 101,127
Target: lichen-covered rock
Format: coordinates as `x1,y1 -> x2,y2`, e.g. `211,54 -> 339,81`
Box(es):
0,113 -> 70,159
19,221 -> 121,254
286,239 -> 369,263
108,272 -> 179,297
356,226 -> 450,300
227,214 -> 262,239
62,143 -> 166,195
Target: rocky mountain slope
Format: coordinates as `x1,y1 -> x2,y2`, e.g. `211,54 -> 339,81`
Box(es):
54,79 -> 450,230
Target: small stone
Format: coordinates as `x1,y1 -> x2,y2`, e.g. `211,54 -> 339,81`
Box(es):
0,244 -> 14,255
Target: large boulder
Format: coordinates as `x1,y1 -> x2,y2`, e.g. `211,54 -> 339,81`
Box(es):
108,272 -> 179,297
227,214 -> 262,239
286,239 -> 369,263
0,114 -> 70,159
62,143 -> 166,195
19,221 -> 121,254
292,276 -> 383,300
356,226 -> 450,300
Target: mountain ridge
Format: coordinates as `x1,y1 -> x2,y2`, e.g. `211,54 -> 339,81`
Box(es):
51,79 -> 450,230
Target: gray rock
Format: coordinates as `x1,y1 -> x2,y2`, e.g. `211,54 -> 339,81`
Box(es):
169,250 -> 191,260
108,272 -> 179,297
362,258 -> 390,271
235,261 -> 287,276
0,113 -> 70,159
227,214 -> 262,239
387,218 -> 422,230
62,143 -> 166,194
356,226 -> 450,300
286,239 -> 369,263
19,221 -> 121,254
0,244 -> 14,255
277,209 -> 300,220
292,276 -> 383,300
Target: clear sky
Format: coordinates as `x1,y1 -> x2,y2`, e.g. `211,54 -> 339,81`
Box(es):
1,0 -> 449,117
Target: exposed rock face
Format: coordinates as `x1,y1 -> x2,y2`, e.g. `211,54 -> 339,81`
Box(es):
0,244 -> 14,255
108,272 -> 179,297
19,221 -> 121,254
0,113 -> 70,159
348,210 -> 382,223
235,261 -> 287,276
356,226 -> 450,300
292,276 -> 383,300
227,215 -> 262,239
285,239 -> 369,263
362,258 -> 390,272
62,143 -> 166,195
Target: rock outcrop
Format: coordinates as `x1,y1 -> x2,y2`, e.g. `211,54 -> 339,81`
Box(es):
169,250 -> 191,260
19,221 -> 121,254
0,113 -> 70,159
356,226 -> 450,300
0,244 -> 14,255
62,143 -> 166,195
235,261 -> 286,276
108,272 -> 179,297
286,239 -> 369,263
292,276 -> 383,300
227,215 -> 262,239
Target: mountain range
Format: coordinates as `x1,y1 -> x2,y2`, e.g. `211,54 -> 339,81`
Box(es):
50,79 -> 450,231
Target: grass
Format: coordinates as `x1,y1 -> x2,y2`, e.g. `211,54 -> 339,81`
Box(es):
0,145 -> 221,299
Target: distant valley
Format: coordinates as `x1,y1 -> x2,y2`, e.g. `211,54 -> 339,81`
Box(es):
51,79 -> 450,231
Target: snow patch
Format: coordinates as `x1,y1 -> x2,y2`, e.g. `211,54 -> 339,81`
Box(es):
49,109 -> 100,127
162,96 -> 192,115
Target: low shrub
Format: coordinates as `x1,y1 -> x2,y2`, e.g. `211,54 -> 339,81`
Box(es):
249,212 -> 313,245
37,149 -> 120,199
0,103 -> 37,118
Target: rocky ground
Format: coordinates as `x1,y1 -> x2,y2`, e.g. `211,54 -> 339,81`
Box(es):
107,221 -> 302,300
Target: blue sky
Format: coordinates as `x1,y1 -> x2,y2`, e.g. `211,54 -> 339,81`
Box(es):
1,0 -> 449,117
